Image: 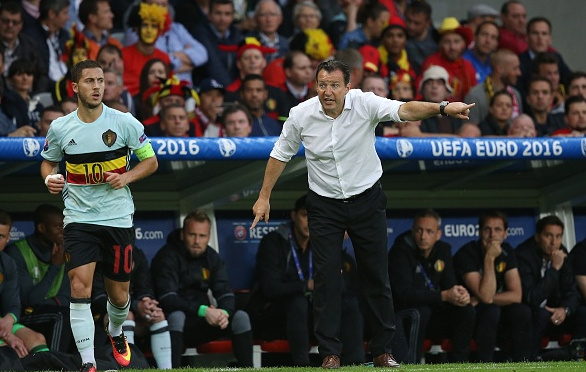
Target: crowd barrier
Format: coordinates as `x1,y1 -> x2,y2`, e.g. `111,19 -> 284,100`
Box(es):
2,136 -> 586,161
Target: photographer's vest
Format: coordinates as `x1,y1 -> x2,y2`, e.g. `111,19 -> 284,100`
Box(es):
14,239 -> 64,299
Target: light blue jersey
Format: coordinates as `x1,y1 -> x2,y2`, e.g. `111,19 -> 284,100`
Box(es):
41,104 -> 151,228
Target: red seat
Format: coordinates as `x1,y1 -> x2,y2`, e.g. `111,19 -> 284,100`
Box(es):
196,340 -> 233,353
260,340 -> 291,353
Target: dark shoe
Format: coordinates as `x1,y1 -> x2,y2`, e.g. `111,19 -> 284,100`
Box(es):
321,355 -> 341,369
105,323 -> 131,367
373,353 -> 400,368
79,362 -> 96,372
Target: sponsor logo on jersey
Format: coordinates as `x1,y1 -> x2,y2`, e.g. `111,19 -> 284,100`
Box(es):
102,129 -> 117,147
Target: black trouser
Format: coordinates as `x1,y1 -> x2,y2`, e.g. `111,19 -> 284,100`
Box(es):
416,303 -> 475,362
306,184 -> 395,358
532,305 -> 586,360
258,293 -> 365,366
183,315 -> 253,367
474,303 -> 532,362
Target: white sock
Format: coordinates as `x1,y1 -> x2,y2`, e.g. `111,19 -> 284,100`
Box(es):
70,301 -> 95,366
122,319 -> 136,344
107,296 -> 130,337
150,320 -> 172,369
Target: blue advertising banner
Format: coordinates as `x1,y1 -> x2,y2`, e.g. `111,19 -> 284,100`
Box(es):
217,211 -> 537,290
134,212 -> 176,263
10,221 -> 34,242
217,218 -> 287,290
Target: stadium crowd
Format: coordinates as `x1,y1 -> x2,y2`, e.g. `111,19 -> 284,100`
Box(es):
1,0 -> 586,369
0,0 -> 584,140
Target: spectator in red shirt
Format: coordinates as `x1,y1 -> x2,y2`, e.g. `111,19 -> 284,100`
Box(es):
122,2 -> 171,96
419,17 -> 476,102
553,95 -> 586,136
498,1 -> 527,54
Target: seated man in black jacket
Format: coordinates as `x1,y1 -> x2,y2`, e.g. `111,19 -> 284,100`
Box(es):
251,194 -> 364,366
151,210 -> 253,368
516,215 -> 586,360
389,209 -> 474,363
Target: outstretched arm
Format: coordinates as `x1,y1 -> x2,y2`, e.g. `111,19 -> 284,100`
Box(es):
251,157 -> 288,228
398,101 -> 475,122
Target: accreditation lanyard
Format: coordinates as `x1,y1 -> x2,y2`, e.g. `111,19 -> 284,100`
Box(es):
289,232 -> 312,281
417,261 -> 435,291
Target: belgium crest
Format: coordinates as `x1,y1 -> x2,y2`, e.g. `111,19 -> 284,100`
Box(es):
102,129 -> 117,147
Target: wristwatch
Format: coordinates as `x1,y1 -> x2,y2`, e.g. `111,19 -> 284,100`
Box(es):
565,307 -> 571,316
439,101 -> 449,116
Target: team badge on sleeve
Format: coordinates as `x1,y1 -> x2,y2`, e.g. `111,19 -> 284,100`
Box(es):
139,133 -> 148,143
102,130 -> 117,147
43,139 -> 49,151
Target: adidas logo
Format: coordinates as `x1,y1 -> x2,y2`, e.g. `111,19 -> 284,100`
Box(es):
67,139 -> 77,146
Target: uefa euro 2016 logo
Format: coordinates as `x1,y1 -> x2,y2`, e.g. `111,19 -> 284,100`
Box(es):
396,139 -> 413,158
234,225 -> 247,241
218,139 -> 237,157
23,138 -> 41,157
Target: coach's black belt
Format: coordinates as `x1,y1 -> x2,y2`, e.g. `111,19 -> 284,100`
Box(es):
340,181 -> 381,203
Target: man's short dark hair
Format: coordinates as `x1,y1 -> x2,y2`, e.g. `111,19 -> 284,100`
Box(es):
78,0 -> 109,26
209,0 -> 234,13
293,194 -> 307,212
241,74 -> 266,89
413,209 -> 442,227
565,71 -> 586,92
33,204 -> 62,230
532,52 -> 558,75
40,0 -> 70,21
97,43 -> 123,59
358,1 -> 388,24
0,210 -> 12,227
316,59 -> 350,85
183,210 -> 211,230
535,215 -> 564,234
527,16 -> 552,35
71,59 -> 102,83
42,105 -> 65,116
0,1 -> 24,18
405,0 -> 431,18
565,95 -> 586,116
479,210 -> 509,231
283,51 -> 306,70
475,20 -> 499,37
222,102 -> 252,126
8,58 -> 36,78
500,1 -> 523,16
528,75 -> 553,93
160,102 -> 187,120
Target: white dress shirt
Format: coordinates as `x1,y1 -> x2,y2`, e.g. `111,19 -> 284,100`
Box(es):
270,89 -> 405,199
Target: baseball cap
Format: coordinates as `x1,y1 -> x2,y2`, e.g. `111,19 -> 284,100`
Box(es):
467,4 -> 499,20
198,78 -> 224,94
419,65 -> 453,93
